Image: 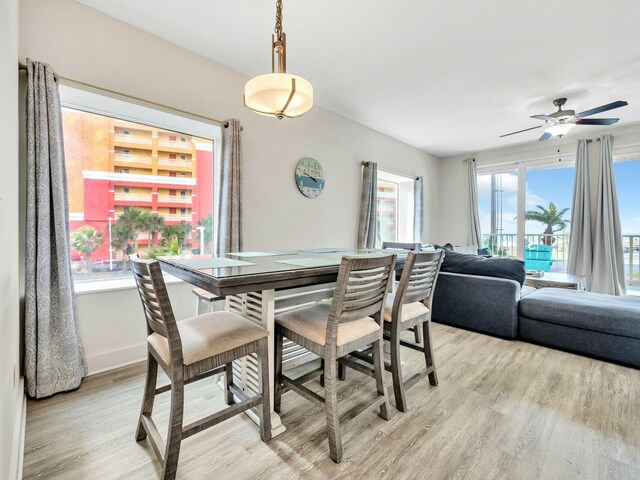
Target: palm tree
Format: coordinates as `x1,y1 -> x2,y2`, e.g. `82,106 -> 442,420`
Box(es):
161,221 -> 189,251
141,212 -> 165,248
111,221 -> 133,270
71,226 -> 104,273
524,202 -> 570,245
116,208 -> 152,252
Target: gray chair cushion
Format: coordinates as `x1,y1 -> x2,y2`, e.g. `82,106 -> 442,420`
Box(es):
519,288 -> 640,339
275,303 -> 380,347
148,311 -> 268,365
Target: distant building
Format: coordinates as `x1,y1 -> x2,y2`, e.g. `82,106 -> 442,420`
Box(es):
63,109 -> 213,264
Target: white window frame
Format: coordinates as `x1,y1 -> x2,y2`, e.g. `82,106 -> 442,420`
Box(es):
59,81 -> 221,294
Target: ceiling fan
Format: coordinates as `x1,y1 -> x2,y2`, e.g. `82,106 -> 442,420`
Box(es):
500,98 -> 628,141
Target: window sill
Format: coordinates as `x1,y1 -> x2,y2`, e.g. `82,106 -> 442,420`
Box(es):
74,273 -> 184,295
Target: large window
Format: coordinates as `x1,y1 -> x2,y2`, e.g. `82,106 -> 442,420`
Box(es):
614,155 -> 640,293
60,85 -> 219,285
477,169 -> 519,257
375,170 -> 415,247
477,158 -> 575,274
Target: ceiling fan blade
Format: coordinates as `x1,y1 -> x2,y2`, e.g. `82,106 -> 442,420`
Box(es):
577,101 -> 628,118
575,118 -> 620,126
530,114 -> 556,121
499,125 -> 542,138
538,132 -> 552,141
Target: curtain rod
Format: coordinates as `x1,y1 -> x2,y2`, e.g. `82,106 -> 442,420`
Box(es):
18,62 -> 233,128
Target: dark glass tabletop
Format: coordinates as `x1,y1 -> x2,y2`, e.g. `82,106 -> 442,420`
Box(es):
157,248 -> 408,295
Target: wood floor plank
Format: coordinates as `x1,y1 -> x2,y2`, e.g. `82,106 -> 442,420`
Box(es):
22,323 -> 640,480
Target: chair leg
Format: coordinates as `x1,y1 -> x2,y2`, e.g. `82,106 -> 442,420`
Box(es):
413,325 -> 423,344
390,328 -> 407,412
372,339 -> 391,420
324,356 -> 343,463
274,328 -> 284,414
224,362 -> 235,406
423,320 -> 438,386
319,358 -> 325,387
162,375 -> 184,480
136,351 -> 158,441
337,361 -> 346,381
257,338 -> 272,442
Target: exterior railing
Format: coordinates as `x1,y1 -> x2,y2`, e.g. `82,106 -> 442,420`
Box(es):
624,235 -> 640,285
482,233 -> 640,284
157,158 -> 192,168
113,193 -> 153,202
114,135 -> 152,145
163,214 -> 192,222
157,195 -> 192,204
157,140 -> 192,149
114,154 -> 152,165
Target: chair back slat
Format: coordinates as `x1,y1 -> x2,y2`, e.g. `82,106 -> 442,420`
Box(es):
327,254 -> 396,341
395,251 -> 444,309
130,254 -> 183,365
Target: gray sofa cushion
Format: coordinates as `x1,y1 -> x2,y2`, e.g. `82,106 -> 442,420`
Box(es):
519,288 -> 640,339
520,285 -> 537,298
440,251 -> 526,286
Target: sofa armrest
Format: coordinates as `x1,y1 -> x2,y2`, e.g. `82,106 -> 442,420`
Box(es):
431,272 -> 521,339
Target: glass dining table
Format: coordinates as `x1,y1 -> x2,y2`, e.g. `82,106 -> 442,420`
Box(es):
158,248 -> 408,437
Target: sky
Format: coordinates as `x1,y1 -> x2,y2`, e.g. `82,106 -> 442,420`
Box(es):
477,159 -> 640,237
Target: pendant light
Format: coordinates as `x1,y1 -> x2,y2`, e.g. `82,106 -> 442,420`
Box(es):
244,0 -> 313,119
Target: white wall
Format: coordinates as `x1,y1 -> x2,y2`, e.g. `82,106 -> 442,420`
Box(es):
437,123 -> 640,246
0,0 -> 23,478
19,0 -> 440,374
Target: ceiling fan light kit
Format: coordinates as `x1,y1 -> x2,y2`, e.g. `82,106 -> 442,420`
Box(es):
244,0 -> 313,119
500,97 -> 628,141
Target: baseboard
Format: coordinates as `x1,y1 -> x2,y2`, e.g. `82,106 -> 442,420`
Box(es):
85,343 -> 146,376
8,378 -> 26,480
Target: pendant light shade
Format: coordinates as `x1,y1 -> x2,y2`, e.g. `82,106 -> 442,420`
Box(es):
244,73 -> 313,119
244,0 -> 313,119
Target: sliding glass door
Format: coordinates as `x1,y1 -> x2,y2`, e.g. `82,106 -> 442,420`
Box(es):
524,163 -> 575,273
477,168 -> 519,257
614,155 -> 640,293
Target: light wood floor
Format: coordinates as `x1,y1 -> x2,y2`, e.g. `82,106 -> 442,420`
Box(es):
23,324 -> 640,480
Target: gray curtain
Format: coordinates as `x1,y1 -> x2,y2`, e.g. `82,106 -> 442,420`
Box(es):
25,59 -> 86,398
217,119 -> 243,255
467,158 -> 482,247
413,176 -> 424,244
567,139 -> 593,289
357,161 -> 377,249
591,135 -> 626,295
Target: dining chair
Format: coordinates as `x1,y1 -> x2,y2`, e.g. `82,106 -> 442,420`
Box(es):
344,250 -> 444,412
273,254 -> 396,463
382,241 -> 423,343
130,254 -> 271,480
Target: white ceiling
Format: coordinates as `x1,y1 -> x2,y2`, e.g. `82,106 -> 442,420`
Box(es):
76,0 -> 640,157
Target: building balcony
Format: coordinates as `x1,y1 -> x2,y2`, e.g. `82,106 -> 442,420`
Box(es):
157,158 -> 192,168
113,193 -> 153,203
157,139 -> 192,150
114,154 -> 153,165
157,195 -> 192,204
163,214 -> 192,222
114,134 -> 152,145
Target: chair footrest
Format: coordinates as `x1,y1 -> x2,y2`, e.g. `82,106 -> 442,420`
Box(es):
182,394 -> 262,439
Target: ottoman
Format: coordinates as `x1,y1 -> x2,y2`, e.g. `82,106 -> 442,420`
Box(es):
518,288 -> 640,367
